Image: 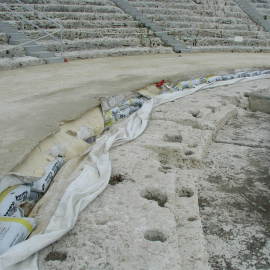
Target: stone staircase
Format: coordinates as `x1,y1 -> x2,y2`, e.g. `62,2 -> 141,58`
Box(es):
127,0 -> 270,51
0,0 -> 172,63
0,21 -> 63,64
0,22 -> 44,70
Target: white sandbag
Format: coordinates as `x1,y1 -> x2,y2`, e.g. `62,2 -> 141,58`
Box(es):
177,80 -> 192,89
28,192 -> 42,202
261,70 -> 270,74
0,185 -> 31,217
250,70 -> 261,76
207,76 -> 222,83
0,217 -> 36,255
10,207 -> 24,218
100,94 -> 147,126
0,174 -> 37,195
31,158 -> 64,193
191,78 -> 203,86
222,74 -> 235,80
235,72 -> 248,78
77,126 -> 94,141
49,144 -> 66,158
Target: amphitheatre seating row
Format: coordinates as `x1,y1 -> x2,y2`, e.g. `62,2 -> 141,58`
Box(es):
0,0 -> 269,70
0,0 -> 172,62
128,0 -> 270,51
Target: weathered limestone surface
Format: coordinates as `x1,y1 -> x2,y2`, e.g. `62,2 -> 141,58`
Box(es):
248,88 -> 270,114
200,110 -> 270,269
37,76 -> 270,270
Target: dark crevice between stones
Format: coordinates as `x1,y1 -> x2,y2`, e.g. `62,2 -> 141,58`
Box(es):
185,150 -> 194,156
45,251 -> 67,262
144,230 -> 167,242
178,187 -> 194,198
190,110 -> 201,118
109,174 -> 125,185
163,134 -> 183,143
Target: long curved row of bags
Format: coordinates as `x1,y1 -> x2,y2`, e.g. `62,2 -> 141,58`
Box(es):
100,69 -> 270,126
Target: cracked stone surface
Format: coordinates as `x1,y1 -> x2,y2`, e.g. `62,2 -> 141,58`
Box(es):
38,77 -> 269,270
199,103 -> 270,269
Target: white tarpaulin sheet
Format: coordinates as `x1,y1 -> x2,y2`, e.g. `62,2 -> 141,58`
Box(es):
0,73 -> 269,270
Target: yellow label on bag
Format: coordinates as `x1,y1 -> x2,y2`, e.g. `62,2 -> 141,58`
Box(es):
0,217 -> 33,232
0,186 -> 18,203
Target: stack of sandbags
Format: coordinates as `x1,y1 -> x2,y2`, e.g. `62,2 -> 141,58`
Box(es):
0,157 -> 64,255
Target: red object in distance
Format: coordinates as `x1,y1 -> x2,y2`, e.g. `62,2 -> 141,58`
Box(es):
155,80 -> 165,88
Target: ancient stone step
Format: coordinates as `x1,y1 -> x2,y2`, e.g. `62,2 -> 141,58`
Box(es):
0,0 -> 115,5
158,21 -> 261,32
28,50 -> 55,58
0,32 -> 8,44
0,44 -> 26,57
250,0 -> 268,3
168,28 -> 270,39
257,7 -> 270,15
38,37 -> 161,52
44,56 -> 64,63
0,55 -> 44,70
10,19 -> 139,31
131,0 -> 237,9
0,4 -> 123,13
191,45 -> 270,52
58,46 -> 173,60
253,2 -> 270,9
23,27 -> 154,40
136,6 -> 247,19
0,11 -> 132,21
145,13 -> 257,25
182,36 -> 270,47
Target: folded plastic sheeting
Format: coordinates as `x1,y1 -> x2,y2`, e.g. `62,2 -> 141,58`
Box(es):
0,72 -> 269,270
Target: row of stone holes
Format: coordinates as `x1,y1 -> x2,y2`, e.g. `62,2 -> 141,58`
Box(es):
109,174 -> 195,243
44,181 -> 195,261
143,187 -> 195,242
163,133 -> 198,157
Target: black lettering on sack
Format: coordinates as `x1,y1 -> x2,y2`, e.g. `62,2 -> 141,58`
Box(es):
45,172 -> 53,183
5,202 -> 16,216
15,191 -> 28,202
